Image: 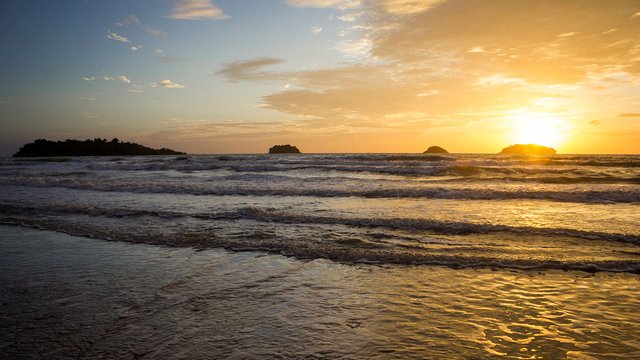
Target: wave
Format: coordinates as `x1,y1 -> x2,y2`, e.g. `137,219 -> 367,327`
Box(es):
53,160 -> 640,183
2,203 -> 638,244
6,165 -> 639,183
1,216 -> 638,275
1,176 -> 639,203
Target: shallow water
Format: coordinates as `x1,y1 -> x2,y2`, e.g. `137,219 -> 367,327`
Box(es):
1,226 -> 639,359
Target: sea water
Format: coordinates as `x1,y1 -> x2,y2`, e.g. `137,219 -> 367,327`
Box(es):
1,153 -> 639,358
1,153 -> 638,272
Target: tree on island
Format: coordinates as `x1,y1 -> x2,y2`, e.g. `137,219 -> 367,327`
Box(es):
423,146 -> 449,154
499,144 -> 556,155
268,144 -> 301,154
13,138 -> 186,157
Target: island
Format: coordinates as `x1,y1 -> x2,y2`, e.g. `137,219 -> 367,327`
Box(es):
499,144 -> 556,155
423,146 -> 449,154
268,144 -> 301,154
13,138 -> 186,157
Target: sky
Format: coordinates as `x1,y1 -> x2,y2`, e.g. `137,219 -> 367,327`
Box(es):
1,0 -> 640,155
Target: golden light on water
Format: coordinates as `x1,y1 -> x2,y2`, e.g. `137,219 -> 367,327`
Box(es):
509,111 -> 566,149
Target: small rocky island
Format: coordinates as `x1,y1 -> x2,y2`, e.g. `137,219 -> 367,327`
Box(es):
423,146 -> 449,154
268,144 -> 301,154
13,138 -> 185,157
500,144 -> 556,155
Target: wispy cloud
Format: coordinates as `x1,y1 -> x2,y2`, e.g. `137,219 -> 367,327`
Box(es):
156,79 -> 186,89
79,111 -> 99,119
287,0 -> 361,9
378,0 -> 445,15
118,14 -> 162,37
168,0 -> 229,20
82,76 -> 95,81
337,12 -> 362,22
106,32 -> 131,43
154,49 -> 185,63
336,38 -> 372,58
618,113 -> 640,117
130,45 -> 142,52
310,26 -> 323,35
217,57 -> 284,82
118,75 -> 131,84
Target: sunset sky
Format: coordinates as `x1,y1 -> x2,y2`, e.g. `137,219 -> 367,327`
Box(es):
1,0 -> 640,155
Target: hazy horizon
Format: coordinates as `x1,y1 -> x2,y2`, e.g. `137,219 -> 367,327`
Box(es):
1,0 -> 640,155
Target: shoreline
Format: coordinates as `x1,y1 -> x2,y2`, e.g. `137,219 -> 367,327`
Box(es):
3,223 -> 639,275
2,225 -> 639,358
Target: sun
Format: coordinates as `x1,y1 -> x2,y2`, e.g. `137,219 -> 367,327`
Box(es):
509,112 -> 565,148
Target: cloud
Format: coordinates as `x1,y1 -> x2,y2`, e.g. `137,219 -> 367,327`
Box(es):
82,76 -> 95,81
156,79 -> 185,89
168,0 -> 229,20
311,26 -> 323,35
106,32 -> 131,43
468,46 -> 486,53
335,38 -> 372,58
217,57 -> 284,82
118,75 -> 131,84
79,111 -> 99,119
119,14 -> 162,37
218,0 -> 640,145
287,0 -> 360,9
102,76 -> 115,81
589,120 -> 601,126
368,0 -> 640,84
130,45 -> 142,52
618,113 -> 640,117
378,0 -> 445,15
154,49 -> 185,63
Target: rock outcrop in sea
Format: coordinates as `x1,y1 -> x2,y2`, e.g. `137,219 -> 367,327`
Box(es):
13,138 -> 185,157
423,146 -> 449,154
269,144 -> 301,154
499,144 -> 556,155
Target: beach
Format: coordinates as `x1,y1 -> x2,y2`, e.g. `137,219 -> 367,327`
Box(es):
2,226 -> 639,359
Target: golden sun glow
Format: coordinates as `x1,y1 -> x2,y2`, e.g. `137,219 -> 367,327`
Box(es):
509,112 -> 566,149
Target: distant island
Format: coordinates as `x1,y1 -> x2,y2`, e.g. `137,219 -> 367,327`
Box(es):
499,144 -> 556,155
423,146 -> 449,154
269,144 -> 301,154
13,138 -> 186,157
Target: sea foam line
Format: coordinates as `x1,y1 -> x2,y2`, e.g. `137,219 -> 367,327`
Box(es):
1,203 -> 638,244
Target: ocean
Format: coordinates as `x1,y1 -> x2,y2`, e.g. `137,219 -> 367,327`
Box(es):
1,153 -> 639,358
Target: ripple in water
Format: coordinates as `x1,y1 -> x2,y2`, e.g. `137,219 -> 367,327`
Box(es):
1,226 -> 639,359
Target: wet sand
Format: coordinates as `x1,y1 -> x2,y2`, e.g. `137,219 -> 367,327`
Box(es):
1,225 -> 639,359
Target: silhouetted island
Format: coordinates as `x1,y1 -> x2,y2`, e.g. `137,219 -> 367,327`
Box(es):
268,144 -> 301,154
13,138 -> 185,157
500,144 -> 556,155
423,146 -> 449,154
